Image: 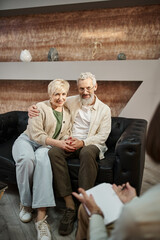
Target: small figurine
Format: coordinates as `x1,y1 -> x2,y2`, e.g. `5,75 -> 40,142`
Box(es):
117,53 -> 126,60
48,48 -> 59,61
20,49 -> 32,62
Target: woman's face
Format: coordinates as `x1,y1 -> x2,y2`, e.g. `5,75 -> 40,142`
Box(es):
50,91 -> 67,109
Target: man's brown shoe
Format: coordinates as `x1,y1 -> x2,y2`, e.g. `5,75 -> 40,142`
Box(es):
58,208 -> 77,236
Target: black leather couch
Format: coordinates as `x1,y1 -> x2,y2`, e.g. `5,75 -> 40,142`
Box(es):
0,111 -> 147,195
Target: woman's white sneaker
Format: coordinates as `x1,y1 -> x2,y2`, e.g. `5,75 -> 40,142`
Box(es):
35,215 -> 51,240
19,204 -> 32,223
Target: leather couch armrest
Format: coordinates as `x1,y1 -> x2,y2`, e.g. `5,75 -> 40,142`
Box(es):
113,119 -> 147,195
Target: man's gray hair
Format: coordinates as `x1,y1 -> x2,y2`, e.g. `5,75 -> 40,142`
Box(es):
77,72 -> 96,85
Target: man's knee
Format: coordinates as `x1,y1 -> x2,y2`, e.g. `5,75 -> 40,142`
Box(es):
79,145 -> 99,163
48,146 -> 61,157
48,146 -> 64,164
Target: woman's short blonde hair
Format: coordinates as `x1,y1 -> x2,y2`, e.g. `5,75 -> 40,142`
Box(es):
48,79 -> 70,97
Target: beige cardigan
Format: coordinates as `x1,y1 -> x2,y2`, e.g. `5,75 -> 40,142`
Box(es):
65,95 -> 111,159
24,100 -> 71,146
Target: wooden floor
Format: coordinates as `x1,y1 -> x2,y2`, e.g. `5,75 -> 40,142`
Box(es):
0,184 -> 77,240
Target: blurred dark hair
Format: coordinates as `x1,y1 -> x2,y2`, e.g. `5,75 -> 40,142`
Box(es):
146,102 -> 160,163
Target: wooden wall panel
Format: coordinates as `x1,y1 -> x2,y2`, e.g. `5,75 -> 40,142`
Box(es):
0,5 -> 159,61
0,80 -> 141,116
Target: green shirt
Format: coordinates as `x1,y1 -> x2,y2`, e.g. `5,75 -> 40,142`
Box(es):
52,109 -> 63,139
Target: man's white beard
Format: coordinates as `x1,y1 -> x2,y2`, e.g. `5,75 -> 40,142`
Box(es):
81,94 -> 94,106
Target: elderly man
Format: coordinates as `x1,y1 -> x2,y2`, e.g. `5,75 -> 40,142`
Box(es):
48,72 -> 111,236
28,72 -> 111,236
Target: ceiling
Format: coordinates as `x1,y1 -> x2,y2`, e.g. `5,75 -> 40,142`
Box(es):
0,0 -> 159,16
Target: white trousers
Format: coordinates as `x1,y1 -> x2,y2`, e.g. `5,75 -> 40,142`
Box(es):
12,133 -> 56,208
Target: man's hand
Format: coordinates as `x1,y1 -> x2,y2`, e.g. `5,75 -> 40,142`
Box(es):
56,140 -> 76,152
67,137 -> 84,150
46,138 -> 76,152
72,188 -> 101,215
112,182 -> 137,204
28,105 -> 39,118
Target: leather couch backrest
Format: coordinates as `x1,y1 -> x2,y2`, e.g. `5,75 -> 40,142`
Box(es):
106,117 -> 133,149
0,111 -> 138,151
0,111 -> 28,143
0,111 -> 18,143
16,111 -> 28,135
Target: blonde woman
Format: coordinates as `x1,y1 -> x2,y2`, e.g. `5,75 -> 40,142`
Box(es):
12,79 -> 74,240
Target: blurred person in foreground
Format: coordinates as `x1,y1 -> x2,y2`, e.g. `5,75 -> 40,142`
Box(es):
73,102 -> 160,240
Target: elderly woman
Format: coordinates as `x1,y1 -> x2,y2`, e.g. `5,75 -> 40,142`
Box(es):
12,79 -> 74,240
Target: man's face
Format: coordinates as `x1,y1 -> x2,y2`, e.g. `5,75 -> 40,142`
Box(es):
77,78 -> 97,105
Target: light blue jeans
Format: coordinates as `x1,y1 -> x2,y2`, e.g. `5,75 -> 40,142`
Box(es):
12,133 -> 56,209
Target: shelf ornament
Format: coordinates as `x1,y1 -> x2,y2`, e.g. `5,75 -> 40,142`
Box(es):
48,48 -> 59,61
20,49 -> 32,62
117,52 -> 126,60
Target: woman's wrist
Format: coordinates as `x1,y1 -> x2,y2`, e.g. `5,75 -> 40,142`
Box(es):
91,209 -> 104,218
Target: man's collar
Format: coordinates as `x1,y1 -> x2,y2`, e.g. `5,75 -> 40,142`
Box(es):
91,95 -> 98,110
